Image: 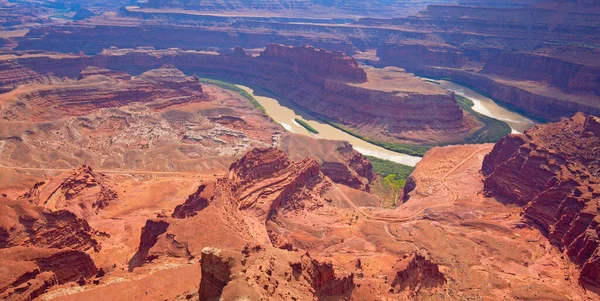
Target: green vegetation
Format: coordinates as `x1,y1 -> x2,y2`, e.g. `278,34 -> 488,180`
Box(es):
366,156 -> 414,180
455,95 -> 512,144
294,118 -> 319,134
366,156 -> 415,208
330,123 -> 431,156
198,78 -> 266,113
424,79 -> 441,85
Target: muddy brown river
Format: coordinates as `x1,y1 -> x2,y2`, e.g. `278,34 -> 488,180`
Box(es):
237,85 -> 423,166
237,81 -> 537,167
436,80 -> 537,134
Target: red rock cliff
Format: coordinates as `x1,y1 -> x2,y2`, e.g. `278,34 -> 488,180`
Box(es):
260,44 -> 367,82
198,245 -> 354,300
482,113 -> 600,287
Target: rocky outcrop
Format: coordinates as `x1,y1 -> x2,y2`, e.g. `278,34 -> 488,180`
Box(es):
130,148 -> 336,267
259,44 -> 367,82
387,252 -> 446,297
78,66 -> 131,81
481,52 -> 600,96
378,43 -> 468,69
0,199 -> 100,251
198,247 -> 237,301
228,148 -> 329,222
128,218 -> 192,271
482,113 -> 600,287
19,165 -> 117,217
172,183 -> 214,219
0,247 -> 98,301
0,196 -> 101,300
3,66 -> 205,121
198,245 -> 354,301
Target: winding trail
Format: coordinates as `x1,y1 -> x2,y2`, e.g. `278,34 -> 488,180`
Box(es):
340,145 -> 493,223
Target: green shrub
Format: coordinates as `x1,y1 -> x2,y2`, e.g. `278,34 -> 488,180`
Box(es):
366,156 -> 414,207
455,95 -> 512,144
329,123 -> 431,157
294,118 -> 319,134
366,156 -> 414,180
198,78 -> 266,113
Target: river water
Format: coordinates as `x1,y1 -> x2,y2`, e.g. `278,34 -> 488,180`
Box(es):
236,81 -> 536,167
435,80 -> 537,134
236,85 -> 423,166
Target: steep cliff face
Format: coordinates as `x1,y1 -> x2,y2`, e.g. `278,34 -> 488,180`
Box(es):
259,44 -> 367,82
482,113 -> 600,287
198,247 -> 237,301
0,197 -> 101,300
228,148 -> 329,224
378,43 -> 468,69
131,148 -> 334,267
0,199 -> 100,251
413,65 -> 600,121
318,141 -> 374,192
481,52 -> 600,96
387,252 -> 446,297
172,183 -> 214,219
373,2 -> 600,121
0,247 -> 98,301
198,245 -> 354,301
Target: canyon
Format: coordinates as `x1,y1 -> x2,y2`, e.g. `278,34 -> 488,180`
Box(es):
6,0 -> 598,123
1,0 -> 600,300
0,44 -> 484,147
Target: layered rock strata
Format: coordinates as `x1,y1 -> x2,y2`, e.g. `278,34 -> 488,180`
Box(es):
0,247 -> 98,301
19,165 -> 117,217
2,65 -> 205,121
0,197 -> 101,300
482,113 -> 600,287
281,134 -> 374,191
387,252 -> 446,297
130,148 -> 334,267
0,45 -> 470,144
198,245 -> 354,301
0,199 -> 100,251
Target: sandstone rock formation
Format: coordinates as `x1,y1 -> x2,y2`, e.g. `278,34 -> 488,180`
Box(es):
172,183 -> 214,219
0,197 -> 101,300
0,247 -> 98,301
198,245 -> 354,301
374,2 -> 600,121
281,133 -> 374,191
19,165 -> 117,218
2,65 -> 205,121
228,148 -> 330,230
259,44 -> 367,82
483,113 -> 600,287
387,252 -> 446,297
0,198 -> 100,251
129,148 -> 334,268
